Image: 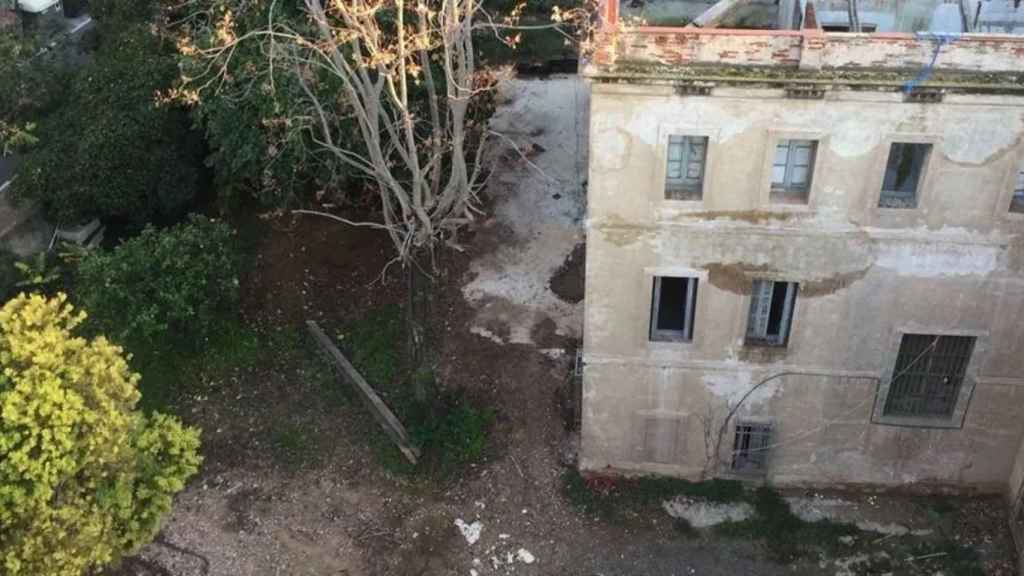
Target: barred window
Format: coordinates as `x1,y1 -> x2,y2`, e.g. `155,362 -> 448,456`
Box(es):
883,334 -> 975,419
732,422 -> 771,473
665,135 -> 708,201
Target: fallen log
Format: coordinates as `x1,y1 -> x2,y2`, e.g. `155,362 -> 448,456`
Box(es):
306,320 -> 420,465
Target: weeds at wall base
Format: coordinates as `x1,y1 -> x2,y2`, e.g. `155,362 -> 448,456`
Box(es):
561,470 -> 985,575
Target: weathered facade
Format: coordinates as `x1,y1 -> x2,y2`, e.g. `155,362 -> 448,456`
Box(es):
580,0 -> 1024,497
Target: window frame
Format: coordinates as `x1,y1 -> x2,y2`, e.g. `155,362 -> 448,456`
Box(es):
663,135 -> 709,201
759,130 -> 825,210
821,23 -> 878,32
1012,169 -> 1024,214
745,280 -> 798,347
770,139 -> 817,200
994,148 -> 1024,222
865,134 -> 938,223
655,127 -> 716,208
649,275 -> 699,343
881,334 -> 975,419
871,328 -> 984,429
878,142 -> 933,210
731,421 -> 772,474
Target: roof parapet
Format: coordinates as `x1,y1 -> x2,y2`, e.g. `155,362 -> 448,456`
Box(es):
585,25 -> 1024,81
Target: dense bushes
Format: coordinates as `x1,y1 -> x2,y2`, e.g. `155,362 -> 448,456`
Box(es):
11,24 -> 204,227
0,250 -> 18,301
169,0 -> 348,210
89,0 -> 156,23
0,293 -> 201,576
0,30 -> 72,151
76,215 -> 239,348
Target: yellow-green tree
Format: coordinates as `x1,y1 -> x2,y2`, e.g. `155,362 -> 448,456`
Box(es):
0,293 -> 202,576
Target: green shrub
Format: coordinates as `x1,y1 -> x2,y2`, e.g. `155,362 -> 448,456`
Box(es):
339,307 -> 495,477
76,215 -> 239,348
0,32 -> 72,127
167,0 -> 357,211
0,250 -> 19,302
0,293 -> 201,576
560,469 -> 745,519
341,305 -> 404,387
90,0 -> 156,23
716,487 -> 860,561
411,391 -> 496,475
11,24 -> 203,227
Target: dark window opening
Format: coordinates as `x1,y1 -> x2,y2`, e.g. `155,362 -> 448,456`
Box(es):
880,143 -> 930,209
822,23 -> 877,32
883,334 -> 975,419
1011,169 -> 1024,214
732,422 -> 771,473
650,276 -> 698,342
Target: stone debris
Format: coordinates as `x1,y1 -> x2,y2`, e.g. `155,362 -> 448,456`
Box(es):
516,548 -> 536,564
455,518 -> 483,545
787,497 -> 934,536
662,497 -> 755,527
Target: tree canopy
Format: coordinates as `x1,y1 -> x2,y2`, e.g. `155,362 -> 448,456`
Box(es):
10,23 -> 204,227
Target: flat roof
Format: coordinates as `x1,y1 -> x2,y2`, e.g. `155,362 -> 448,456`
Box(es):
617,0 -> 1024,33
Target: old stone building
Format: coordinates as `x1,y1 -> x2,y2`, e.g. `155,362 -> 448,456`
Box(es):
580,0 -> 1024,499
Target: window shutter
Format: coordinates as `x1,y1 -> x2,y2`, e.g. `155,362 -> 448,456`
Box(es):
686,138 -> 706,183
748,280 -> 773,339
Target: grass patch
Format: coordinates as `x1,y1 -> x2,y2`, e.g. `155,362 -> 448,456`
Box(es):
269,421 -> 317,467
561,471 -> 988,574
929,540 -> 985,576
408,389 -> 496,476
338,305 -> 495,478
131,318 -> 283,413
339,305 -> 403,387
715,487 -> 860,561
561,468 -> 745,519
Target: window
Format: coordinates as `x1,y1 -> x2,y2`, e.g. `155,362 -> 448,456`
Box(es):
879,143 -> 930,209
650,276 -> 698,342
883,334 -> 976,419
731,422 -> 771,473
746,280 -> 797,346
822,23 -> 877,32
665,135 -> 708,201
771,139 -> 817,203
1011,169 -> 1024,214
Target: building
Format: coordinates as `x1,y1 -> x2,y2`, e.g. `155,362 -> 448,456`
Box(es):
580,0 -> 1024,501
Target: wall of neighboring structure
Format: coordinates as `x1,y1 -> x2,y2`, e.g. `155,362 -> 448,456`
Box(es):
581,81 -> 1024,491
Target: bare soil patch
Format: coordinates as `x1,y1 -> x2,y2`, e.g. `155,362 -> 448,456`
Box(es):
549,242 -> 585,304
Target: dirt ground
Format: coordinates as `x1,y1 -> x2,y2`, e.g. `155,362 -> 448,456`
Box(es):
111,77 -> 1017,576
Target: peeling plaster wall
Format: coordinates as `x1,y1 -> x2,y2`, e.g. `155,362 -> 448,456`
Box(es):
580,82 -> 1024,492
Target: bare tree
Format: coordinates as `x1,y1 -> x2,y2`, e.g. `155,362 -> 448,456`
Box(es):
173,0 -> 503,268
170,0 -> 592,378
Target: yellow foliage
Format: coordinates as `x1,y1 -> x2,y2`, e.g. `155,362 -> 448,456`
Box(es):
0,293 -> 202,576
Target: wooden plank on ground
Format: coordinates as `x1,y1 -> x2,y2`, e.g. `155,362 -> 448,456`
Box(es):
306,320 -> 420,465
